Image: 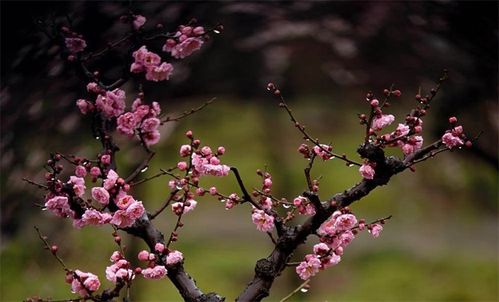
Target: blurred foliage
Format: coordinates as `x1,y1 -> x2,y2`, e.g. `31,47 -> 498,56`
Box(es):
1,1 -> 498,302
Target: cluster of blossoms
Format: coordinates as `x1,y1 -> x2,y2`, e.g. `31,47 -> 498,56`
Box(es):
137,243 -> 183,280
105,251 -> 134,284
76,86 -> 163,146
441,117 -> 467,149
62,27 -> 87,58
293,196 -> 316,216
167,131 -> 233,215
296,209 -> 383,280
130,46 -> 174,82
43,154 -> 145,230
66,270 -> 100,297
162,25 -> 205,59
251,209 -> 275,232
297,143 -> 333,161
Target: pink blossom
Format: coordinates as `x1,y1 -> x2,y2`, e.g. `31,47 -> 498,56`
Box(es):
313,243 -> 330,256
70,270 -> 99,297
334,214 -> 358,231
442,132 -> 464,149
209,156 -> 220,165
166,250 -> 183,265
142,265 -> 167,279
209,187 -> 217,195
103,169 -> 118,190
193,26 -> 205,35
73,209 -> 110,229
106,260 -> 133,283
90,167 -> 101,177
201,146 -> 212,156
259,197 -> 272,210
163,39 -> 177,52
359,163 -> 375,180
317,214 -> 338,237
372,114 -> 395,131
105,89 -> 126,117
339,230 -> 355,247
76,99 -> 92,114
110,251 -> 122,262
126,201 -> 145,219
395,123 -> 410,137
179,145 -> 192,157
202,164 -> 230,177
155,243 -> 165,253
142,130 -> 161,146
117,112 -> 137,137
75,165 -> 87,178
143,51 -> 161,67
133,15 -> 146,30
313,144 -> 333,160
251,209 -> 275,232
69,176 -> 86,197
170,37 -> 204,59
116,194 -> 135,210
86,82 -> 100,93
138,250 -> 150,261
141,117 -> 160,132
171,199 -> 197,215
65,38 -> 87,54
111,210 -> 135,228
217,146 -> 225,155
293,196 -> 316,216
369,223 -> 383,238
45,195 -> 74,218
295,254 -> 321,280
401,136 -> 423,155
90,186 -> 109,204
321,253 -> 341,269
145,62 -> 174,82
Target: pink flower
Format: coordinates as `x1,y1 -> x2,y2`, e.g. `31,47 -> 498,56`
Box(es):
103,169 -> 118,190
133,15 -> 146,30
111,210 -> 135,228
75,165 -> 87,178
401,136 -> 424,155
293,196 -> 316,216
134,104 -> 151,121
126,201 -> 145,219
45,195 -> 74,218
313,243 -> 330,256
166,250 -> 183,265
138,250 -> 150,261
141,117 -> 160,132
65,38 -> 87,54
170,37 -> 204,59
155,243 -> 165,253
91,187 -> 110,205
76,99 -> 92,114
116,194 -> 135,210
296,254 -> 321,280
369,223 -> 383,238
312,144 -> 333,160
90,167 -> 101,177
73,208 -> 110,229
145,62 -> 174,82
251,209 -> 275,232
321,253 -> 341,269
259,197 -> 272,210
209,187 -> 217,195
442,132 -> 464,149
339,230 -> 355,247
193,26 -> 205,35
359,163 -> 375,180
333,214 -> 358,231
179,145 -> 192,157
171,199 -> 197,215
106,89 -> 126,117
110,251 -> 122,262
142,265 -> 167,279
117,112 -> 137,137
70,270 -> 100,296
86,82 -> 100,93
69,176 -> 86,197
142,130 -> 160,146
395,123 -> 410,137
105,260 -> 133,283
372,114 -> 395,131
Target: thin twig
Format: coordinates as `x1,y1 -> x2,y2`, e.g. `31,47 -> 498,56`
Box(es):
278,279 -> 310,302
23,178 -> 48,190
162,98 -> 216,123
125,152 -> 156,183
150,189 -> 179,219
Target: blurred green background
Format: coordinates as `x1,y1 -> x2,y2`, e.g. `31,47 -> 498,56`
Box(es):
1,2 -> 497,302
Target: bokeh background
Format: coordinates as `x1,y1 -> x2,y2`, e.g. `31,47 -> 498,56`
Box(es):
1,1 -> 498,301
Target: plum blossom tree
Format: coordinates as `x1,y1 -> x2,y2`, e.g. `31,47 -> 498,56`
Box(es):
25,10 -> 474,302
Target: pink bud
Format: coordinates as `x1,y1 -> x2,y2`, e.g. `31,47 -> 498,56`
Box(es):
193,26 -> 205,35
138,250 -> 149,261
217,146 -> 225,155
154,243 -> 165,253
448,116 -> 458,124
177,161 -> 188,171
209,187 -> 217,195
370,99 -> 379,107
